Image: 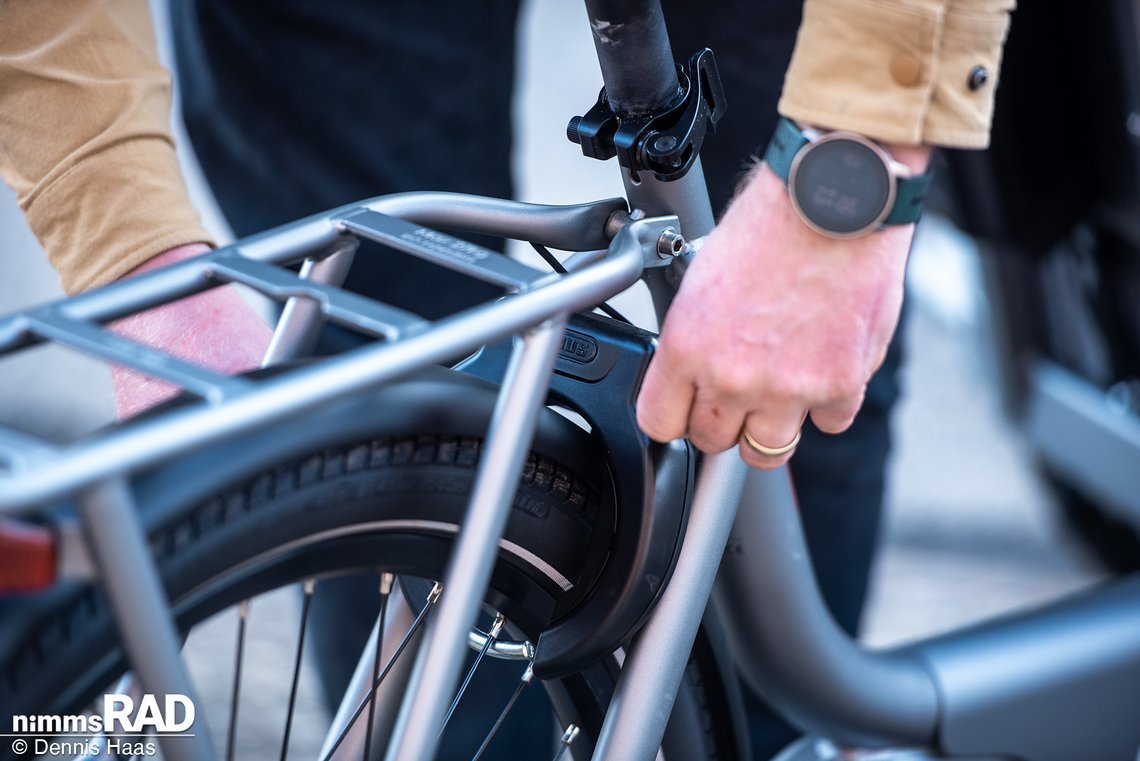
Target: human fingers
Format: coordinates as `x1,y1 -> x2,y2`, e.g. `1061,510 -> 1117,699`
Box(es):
684,392 -> 749,453
738,407 -> 806,470
808,386 -> 867,435
636,349 -> 697,443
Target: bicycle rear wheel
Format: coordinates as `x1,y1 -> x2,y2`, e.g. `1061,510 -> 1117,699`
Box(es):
0,391 -> 735,760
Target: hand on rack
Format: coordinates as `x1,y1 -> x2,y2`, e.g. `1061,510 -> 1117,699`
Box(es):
636,150 -> 927,470
108,244 -> 273,420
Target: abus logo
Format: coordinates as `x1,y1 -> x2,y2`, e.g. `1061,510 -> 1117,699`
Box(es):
11,693 -> 195,735
559,330 -> 598,364
104,694 -> 194,733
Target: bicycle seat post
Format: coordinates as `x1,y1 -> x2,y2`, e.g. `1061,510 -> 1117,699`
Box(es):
574,3 -> 758,760
578,0 -> 715,324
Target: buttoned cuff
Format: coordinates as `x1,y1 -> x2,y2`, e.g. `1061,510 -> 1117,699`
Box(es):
778,0 -> 1013,149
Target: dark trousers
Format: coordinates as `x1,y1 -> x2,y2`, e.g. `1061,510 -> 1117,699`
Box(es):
171,2 -> 901,757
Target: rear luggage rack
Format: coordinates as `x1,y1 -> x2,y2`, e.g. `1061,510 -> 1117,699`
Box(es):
0,192 -> 673,511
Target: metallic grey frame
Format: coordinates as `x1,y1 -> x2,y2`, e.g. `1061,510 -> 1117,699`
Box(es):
3,0 -> 1140,756
0,159 -> 1137,761
0,195 -> 637,510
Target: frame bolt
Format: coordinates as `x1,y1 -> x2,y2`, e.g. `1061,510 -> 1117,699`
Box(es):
657,228 -> 687,259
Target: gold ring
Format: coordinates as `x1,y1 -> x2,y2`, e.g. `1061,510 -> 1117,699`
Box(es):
741,428 -> 802,457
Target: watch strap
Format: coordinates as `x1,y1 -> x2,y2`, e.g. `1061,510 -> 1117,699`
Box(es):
883,166 -> 934,225
763,116 -> 933,227
763,116 -> 808,184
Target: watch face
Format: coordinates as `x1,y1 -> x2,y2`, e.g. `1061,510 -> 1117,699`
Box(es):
788,135 -> 894,237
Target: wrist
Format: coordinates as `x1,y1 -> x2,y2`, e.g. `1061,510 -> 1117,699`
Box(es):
122,242 -> 213,279
763,117 -> 933,237
790,121 -> 933,174
883,142 -> 933,175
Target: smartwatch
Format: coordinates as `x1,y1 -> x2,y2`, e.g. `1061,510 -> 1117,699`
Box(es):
763,117 -> 934,238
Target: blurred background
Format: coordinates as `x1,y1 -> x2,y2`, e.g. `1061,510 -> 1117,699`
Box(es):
5,0 -> 1135,757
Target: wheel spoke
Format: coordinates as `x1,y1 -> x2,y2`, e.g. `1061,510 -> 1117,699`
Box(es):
319,582 -> 442,761
280,580 -> 315,761
439,613 -> 505,738
225,599 -> 250,761
469,663 -> 534,761
363,573 -> 394,761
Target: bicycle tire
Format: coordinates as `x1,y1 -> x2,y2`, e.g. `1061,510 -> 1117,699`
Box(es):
0,399 -> 734,759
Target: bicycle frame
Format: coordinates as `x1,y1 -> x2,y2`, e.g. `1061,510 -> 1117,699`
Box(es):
2,1 -> 1140,760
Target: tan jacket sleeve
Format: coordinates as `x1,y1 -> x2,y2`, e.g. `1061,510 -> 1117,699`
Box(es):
0,0 -> 212,294
778,0 -> 1015,148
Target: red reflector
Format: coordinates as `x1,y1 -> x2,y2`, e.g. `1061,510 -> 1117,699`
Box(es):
0,519 -> 56,593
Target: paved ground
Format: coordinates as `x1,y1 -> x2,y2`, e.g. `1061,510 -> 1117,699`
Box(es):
1,1 -> 1109,758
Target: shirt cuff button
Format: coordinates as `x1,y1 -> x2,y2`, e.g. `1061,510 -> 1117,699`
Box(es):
890,54 -> 923,87
968,66 -> 989,91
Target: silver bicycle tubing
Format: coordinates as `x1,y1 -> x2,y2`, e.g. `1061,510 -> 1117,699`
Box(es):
76,478 -> 216,761
384,319 -> 569,761
262,238 -> 359,364
714,467 -> 939,747
591,451 -> 750,761
0,197 -> 639,511
718,466 -> 1140,760
915,574 -> 1140,761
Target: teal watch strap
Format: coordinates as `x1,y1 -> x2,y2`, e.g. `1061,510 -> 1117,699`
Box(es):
883,166 -> 934,225
763,117 -> 932,227
763,116 -> 808,184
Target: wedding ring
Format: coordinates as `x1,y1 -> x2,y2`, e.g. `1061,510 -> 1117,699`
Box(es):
741,428 -> 802,457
